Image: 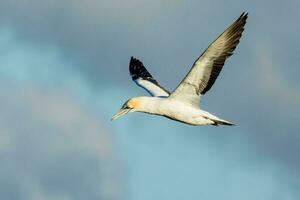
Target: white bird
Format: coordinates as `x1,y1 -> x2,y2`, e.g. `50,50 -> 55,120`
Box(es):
112,13 -> 248,126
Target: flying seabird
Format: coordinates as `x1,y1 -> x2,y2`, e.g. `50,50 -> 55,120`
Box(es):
112,13 -> 248,126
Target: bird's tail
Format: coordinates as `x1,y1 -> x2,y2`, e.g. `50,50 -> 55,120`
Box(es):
211,119 -> 235,126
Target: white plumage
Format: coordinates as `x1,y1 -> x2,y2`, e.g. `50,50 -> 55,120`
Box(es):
134,79 -> 169,97
112,13 -> 248,126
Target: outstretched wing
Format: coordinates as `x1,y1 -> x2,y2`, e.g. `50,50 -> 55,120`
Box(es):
129,57 -> 170,97
169,13 -> 248,107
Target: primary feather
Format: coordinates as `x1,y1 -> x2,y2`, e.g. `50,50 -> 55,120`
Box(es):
169,13 -> 248,108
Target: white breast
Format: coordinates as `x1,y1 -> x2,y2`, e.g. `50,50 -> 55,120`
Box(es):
155,99 -> 206,124
139,97 -> 215,125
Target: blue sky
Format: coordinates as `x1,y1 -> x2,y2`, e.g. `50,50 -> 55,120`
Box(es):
0,1 -> 299,200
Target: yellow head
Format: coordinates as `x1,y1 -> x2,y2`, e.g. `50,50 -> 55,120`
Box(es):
127,98 -> 141,109
111,97 -> 142,121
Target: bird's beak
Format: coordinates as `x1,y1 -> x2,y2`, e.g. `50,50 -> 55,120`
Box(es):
111,108 -> 132,121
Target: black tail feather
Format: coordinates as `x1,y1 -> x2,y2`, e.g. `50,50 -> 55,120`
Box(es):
212,120 -> 236,126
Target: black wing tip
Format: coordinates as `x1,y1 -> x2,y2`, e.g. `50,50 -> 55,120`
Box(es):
129,56 -> 155,81
129,56 -> 141,67
239,12 -> 248,22
240,12 -> 248,17
130,56 -> 139,62
129,56 -> 142,80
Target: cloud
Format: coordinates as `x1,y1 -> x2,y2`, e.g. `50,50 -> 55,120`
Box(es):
241,46 -> 300,165
0,0 -> 183,85
0,32 -> 123,200
0,1 -> 300,199
109,110 -> 299,200
257,48 -> 300,106
0,82 -> 122,200
0,0 -> 299,89
0,0 -> 254,86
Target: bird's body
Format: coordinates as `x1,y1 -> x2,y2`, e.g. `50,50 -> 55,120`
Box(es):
112,13 -> 248,126
124,96 -> 233,126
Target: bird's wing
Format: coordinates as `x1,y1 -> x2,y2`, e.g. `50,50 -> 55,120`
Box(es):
129,57 -> 170,97
169,13 -> 248,107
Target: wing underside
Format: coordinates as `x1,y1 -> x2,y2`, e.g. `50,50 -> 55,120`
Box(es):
169,13 -> 248,107
129,57 -> 170,97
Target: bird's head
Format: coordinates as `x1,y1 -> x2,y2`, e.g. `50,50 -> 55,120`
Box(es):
111,97 -> 142,121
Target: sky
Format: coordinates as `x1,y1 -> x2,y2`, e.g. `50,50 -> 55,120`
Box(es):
0,0 -> 299,200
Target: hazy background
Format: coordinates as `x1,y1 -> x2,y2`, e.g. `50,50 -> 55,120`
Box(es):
0,1 -> 299,200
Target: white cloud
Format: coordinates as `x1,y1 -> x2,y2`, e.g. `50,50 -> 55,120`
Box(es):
0,32 -> 123,199
257,48 -> 300,106
0,4 -> 300,199
0,82 -> 122,200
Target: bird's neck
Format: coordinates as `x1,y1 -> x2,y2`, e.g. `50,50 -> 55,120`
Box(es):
134,96 -> 162,114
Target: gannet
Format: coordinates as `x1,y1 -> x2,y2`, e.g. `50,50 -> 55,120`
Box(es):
112,13 -> 248,126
